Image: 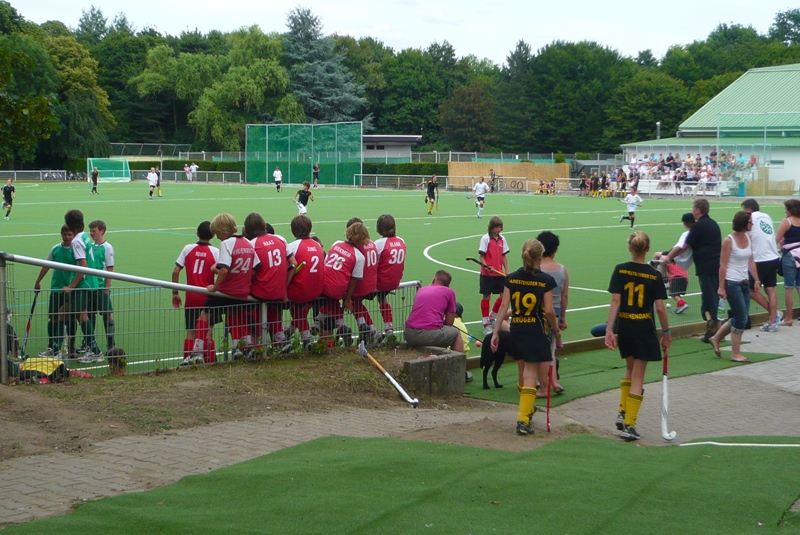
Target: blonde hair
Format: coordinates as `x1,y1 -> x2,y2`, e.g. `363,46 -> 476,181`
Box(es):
521,239 -> 544,272
627,231 -> 650,256
346,221 -> 370,247
210,213 -> 238,237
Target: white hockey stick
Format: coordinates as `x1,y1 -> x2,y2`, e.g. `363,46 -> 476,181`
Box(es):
661,347 -> 677,441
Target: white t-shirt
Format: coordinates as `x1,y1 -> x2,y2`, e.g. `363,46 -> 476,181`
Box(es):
624,194 -> 642,213
673,230 -> 694,271
747,211 -> 780,262
147,172 -> 159,186
473,181 -> 491,197
273,169 -> 283,183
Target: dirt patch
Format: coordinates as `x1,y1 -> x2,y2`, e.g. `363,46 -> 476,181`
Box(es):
0,347 -> 588,460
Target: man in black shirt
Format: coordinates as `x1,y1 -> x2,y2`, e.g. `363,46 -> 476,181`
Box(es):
666,198 -> 721,342
2,179 -> 15,220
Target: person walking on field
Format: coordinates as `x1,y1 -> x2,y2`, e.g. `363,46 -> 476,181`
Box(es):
418,175 -> 439,215
147,167 -> 159,199
605,231 -> 671,441
312,162 -> 320,189
619,186 -> 642,229
473,176 -> 491,218
273,166 -> 283,193
2,179 -> 16,220
90,167 -> 99,195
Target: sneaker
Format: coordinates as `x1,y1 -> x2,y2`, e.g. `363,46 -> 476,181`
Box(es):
516,421 -> 534,435
190,354 -> 205,364
279,342 -> 293,354
619,215 -> 624,223
759,323 -> 771,332
179,356 -> 194,367
674,303 -> 689,314
620,424 -> 641,441
631,226 -> 636,230
475,200 -> 479,207
77,355 -> 94,364
768,323 -> 778,333
777,310 -> 785,324
483,323 -> 493,335
310,322 -> 320,336
465,371 -> 474,383
38,348 -> 54,358
76,344 -> 90,355
86,350 -> 104,362
357,323 -> 371,343
615,411 -> 625,431
338,326 -> 353,347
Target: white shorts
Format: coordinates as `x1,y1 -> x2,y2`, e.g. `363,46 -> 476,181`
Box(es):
296,202 -> 307,214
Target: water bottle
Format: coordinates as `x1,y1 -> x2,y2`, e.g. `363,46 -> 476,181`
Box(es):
718,298 -> 728,316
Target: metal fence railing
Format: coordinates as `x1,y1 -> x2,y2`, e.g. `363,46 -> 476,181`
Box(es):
1,253 -> 421,382
0,170 -> 70,181
130,170 -> 243,184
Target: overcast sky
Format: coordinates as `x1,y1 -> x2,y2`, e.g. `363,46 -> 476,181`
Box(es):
18,0 -> 795,66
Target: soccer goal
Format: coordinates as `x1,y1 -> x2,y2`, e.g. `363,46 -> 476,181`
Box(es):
87,158 -> 131,182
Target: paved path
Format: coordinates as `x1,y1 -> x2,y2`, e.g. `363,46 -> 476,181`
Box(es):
1,326 -> 798,526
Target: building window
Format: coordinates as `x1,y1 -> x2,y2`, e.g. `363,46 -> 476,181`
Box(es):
376,145 -> 385,150
366,145 -> 375,150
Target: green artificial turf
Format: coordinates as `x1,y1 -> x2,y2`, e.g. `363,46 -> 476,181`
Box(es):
2,181 -> 788,345
466,337 -> 791,406
8,435 -> 800,534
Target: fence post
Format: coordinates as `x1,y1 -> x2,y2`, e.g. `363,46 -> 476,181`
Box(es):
1,257 -> 8,383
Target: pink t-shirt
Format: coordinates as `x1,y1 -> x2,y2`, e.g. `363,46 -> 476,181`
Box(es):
405,284 -> 456,330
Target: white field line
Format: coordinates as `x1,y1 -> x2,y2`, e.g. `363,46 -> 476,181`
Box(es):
681,441 -> 800,448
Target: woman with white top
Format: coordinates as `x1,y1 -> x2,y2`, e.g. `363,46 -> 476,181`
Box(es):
775,199 -> 800,326
710,211 -> 759,363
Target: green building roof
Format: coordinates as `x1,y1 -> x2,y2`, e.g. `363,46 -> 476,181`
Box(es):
680,63 -> 800,132
621,136 -> 800,149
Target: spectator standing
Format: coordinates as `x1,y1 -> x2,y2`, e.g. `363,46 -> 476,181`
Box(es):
537,231 -> 569,394
666,199 -> 722,343
741,199 -> 781,331
709,212 -> 758,363
775,199 -> 800,326
273,166 -> 283,193
190,162 -> 199,181
90,167 -> 99,195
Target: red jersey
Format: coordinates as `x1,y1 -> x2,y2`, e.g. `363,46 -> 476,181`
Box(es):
216,235 -> 259,300
286,238 -> 325,303
322,240 -> 364,300
250,233 -> 291,301
175,242 -> 220,308
374,236 -> 406,292
478,233 -> 509,277
354,241 -> 378,297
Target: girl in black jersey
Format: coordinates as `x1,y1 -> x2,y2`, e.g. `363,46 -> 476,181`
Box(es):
490,239 -> 559,436
605,232 -> 671,441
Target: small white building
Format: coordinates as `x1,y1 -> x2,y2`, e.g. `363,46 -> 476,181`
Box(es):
363,135 -> 422,162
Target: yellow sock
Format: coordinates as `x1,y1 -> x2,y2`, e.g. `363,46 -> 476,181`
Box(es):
619,379 -> 631,413
623,393 -> 643,427
518,386 -> 537,424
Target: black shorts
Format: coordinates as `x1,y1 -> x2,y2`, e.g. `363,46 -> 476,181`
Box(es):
669,276 -> 688,297
48,291 -> 70,316
479,275 -> 504,295
184,307 -> 218,330
750,258 -> 780,288
617,332 -> 661,362
3,199 -> 11,207
509,327 -> 552,363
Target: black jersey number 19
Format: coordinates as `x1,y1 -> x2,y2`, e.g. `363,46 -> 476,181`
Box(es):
624,282 -> 645,308
511,291 -> 537,316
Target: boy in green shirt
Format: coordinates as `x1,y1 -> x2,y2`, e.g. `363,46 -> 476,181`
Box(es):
34,225 -> 82,357
78,220 -> 115,360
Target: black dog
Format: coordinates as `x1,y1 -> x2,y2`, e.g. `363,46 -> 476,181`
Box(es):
480,332 -> 511,389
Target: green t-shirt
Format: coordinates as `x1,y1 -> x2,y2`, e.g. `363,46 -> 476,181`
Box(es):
83,234 -> 115,289
45,243 -> 76,290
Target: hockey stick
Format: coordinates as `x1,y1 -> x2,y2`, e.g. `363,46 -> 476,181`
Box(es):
435,194 -> 439,211
465,257 -> 504,276
546,355 -> 553,432
20,290 -> 39,358
618,198 -> 642,207
465,194 -> 476,200
293,261 -> 306,274
358,341 -> 418,407
452,324 -> 482,347
661,346 -> 677,441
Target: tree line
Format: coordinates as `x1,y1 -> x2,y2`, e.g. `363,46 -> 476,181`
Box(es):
2,2 -> 800,167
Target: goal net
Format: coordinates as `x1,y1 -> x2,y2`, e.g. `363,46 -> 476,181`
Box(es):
87,158 -> 131,182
